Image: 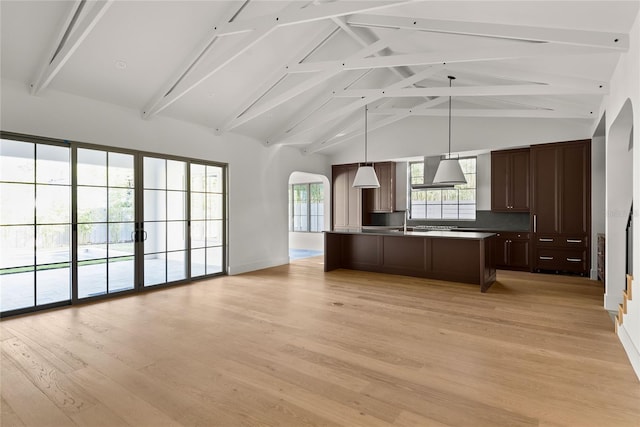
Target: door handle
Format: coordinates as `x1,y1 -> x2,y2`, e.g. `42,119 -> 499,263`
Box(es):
131,231 -> 137,242
567,258 -> 582,262
539,238 -> 554,242
539,256 -> 553,260
566,239 -> 582,243
142,230 -> 148,241
533,214 -> 537,233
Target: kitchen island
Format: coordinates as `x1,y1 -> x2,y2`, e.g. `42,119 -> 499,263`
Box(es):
324,229 -> 496,292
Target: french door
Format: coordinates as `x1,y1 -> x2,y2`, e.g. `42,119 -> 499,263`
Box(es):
0,134 -> 226,316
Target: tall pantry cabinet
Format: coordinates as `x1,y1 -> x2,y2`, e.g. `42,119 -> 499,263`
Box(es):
530,140 -> 591,275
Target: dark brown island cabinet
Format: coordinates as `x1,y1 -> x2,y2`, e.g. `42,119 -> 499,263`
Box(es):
491,148 -> 530,212
324,230 -> 496,292
530,139 -> 591,275
493,231 -> 530,271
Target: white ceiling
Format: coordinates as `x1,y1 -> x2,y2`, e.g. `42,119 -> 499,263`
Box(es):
1,1 -> 638,157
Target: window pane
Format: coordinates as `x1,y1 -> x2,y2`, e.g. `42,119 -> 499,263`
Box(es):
36,265 -> 70,305
191,248 -> 206,277
108,258 -> 134,293
167,160 -> 186,191
206,247 -> 223,275
1,269 -> 34,312
191,192 -> 205,220
144,190 -> 166,221
190,164 -> 206,192
36,225 -> 70,264
167,191 -> 186,221
77,149 -> 106,186
108,188 -> 135,222
144,221 -> 166,254
108,223 -> 134,258
167,251 -> 187,282
167,221 -> 186,251
0,225 -> 34,269
1,139 -> 34,183
191,221 -> 205,249
144,253 -> 166,286
0,183 -> 34,225
36,185 -> 70,224
108,153 -> 134,188
206,220 -> 223,247
206,166 -> 223,193
78,223 -> 107,260
78,260 -> 107,298
36,144 -> 69,185
207,194 -> 223,220
78,187 -> 108,223
144,157 -> 166,189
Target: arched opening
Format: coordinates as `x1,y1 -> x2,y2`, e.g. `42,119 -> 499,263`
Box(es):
605,98 -> 634,311
287,171 -> 330,260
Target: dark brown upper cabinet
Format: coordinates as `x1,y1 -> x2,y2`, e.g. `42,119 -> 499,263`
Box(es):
332,163 -> 362,229
363,162 -> 396,214
491,148 -> 530,212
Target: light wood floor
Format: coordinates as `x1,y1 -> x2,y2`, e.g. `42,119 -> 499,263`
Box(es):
2,257 -> 639,427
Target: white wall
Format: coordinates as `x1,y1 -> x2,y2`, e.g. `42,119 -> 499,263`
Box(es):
591,135 -> 606,280
601,10 -> 640,380
328,116 -> 592,165
0,79 -> 331,275
288,171 -> 329,252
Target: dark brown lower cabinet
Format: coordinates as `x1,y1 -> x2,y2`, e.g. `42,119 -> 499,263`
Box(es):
493,232 -> 530,271
532,233 -> 589,275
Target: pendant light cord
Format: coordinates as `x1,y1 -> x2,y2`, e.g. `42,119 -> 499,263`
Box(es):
364,105 -> 368,164
448,76 -> 454,160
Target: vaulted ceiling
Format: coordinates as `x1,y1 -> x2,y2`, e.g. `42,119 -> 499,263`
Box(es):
1,1 -> 638,157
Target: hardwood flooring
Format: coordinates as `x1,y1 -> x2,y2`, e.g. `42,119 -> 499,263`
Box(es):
2,257 -> 639,426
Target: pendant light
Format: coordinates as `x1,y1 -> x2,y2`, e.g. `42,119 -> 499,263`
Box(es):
433,75 -> 467,185
352,105 -> 380,188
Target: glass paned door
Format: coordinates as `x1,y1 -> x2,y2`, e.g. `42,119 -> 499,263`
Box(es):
190,164 -> 224,277
0,139 -> 71,312
143,157 -> 188,286
77,148 -> 135,298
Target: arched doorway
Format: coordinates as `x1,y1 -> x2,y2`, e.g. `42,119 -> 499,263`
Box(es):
288,171 -> 330,260
605,98 -> 634,311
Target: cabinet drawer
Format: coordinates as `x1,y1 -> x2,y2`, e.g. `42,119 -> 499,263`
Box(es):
535,234 -> 587,248
535,248 -> 587,272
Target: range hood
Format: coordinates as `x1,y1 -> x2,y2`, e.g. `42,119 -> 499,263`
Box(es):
411,156 -> 455,189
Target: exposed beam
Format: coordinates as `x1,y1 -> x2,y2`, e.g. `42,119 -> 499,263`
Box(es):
368,108 -> 593,119
443,62 -> 608,90
335,84 -> 608,98
30,0 -> 113,95
226,36 -> 397,131
142,0 -> 416,119
270,65 -> 442,145
215,23 -> 339,134
287,43 -> 612,73
347,13 -> 628,50
304,97 -> 448,154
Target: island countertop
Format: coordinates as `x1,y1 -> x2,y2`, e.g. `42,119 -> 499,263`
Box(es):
324,229 -> 496,292
328,228 -> 496,240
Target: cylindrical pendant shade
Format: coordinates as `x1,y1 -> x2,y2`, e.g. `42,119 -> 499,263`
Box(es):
432,158 -> 467,185
352,165 -> 380,188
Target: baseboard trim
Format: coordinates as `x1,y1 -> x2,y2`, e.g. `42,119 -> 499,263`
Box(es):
228,257 -> 289,275
617,322 -> 640,382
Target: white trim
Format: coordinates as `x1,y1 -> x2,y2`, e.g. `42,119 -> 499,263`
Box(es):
228,257 -> 290,276
617,323 -> 640,382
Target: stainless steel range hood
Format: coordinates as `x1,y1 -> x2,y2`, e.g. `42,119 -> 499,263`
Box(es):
410,156 -> 455,189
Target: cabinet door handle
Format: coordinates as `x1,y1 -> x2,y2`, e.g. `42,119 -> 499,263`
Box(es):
539,238 -> 554,242
566,239 -> 582,243
567,258 -> 582,262
539,256 -> 554,260
533,214 -> 537,233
